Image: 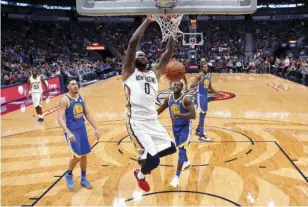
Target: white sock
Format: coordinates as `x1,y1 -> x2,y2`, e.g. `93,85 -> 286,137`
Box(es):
137,171 -> 145,180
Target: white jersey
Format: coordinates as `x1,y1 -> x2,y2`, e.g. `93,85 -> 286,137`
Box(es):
30,75 -> 43,93
123,69 -> 158,120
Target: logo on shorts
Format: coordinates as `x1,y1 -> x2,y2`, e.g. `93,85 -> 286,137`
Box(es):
156,88 -> 235,106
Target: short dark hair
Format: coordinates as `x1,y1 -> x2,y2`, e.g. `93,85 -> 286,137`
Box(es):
65,78 -> 78,86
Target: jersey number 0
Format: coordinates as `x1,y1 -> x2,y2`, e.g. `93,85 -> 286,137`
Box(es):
144,83 -> 150,95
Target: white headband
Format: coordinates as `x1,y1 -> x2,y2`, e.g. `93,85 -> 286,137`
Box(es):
136,51 -> 146,58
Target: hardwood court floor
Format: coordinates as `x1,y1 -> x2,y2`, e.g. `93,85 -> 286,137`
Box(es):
1,74 -> 308,206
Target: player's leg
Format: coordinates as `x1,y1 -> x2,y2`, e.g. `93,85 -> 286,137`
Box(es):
66,156 -> 80,190
197,95 -> 210,141
195,93 -> 201,134
36,106 -> 43,123
148,119 -> 176,158
170,125 -> 191,188
78,125 -> 92,188
64,128 -> 83,190
127,119 -> 157,192
33,93 -> 43,123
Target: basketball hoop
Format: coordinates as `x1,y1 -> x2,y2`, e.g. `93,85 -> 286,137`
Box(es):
191,42 -> 196,49
151,14 -> 183,42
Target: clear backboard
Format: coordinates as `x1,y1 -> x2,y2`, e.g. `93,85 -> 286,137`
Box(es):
76,0 -> 257,16
182,33 -> 204,48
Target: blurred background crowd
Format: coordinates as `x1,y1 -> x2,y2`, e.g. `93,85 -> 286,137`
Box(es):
1,1 -> 308,87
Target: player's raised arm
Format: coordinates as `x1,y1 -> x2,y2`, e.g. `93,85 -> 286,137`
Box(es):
122,17 -> 154,81
190,73 -> 202,88
154,37 -> 176,79
157,96 -> 170,115
83,96 -> 101,140
58,96 -> 75,142
183,75 -> 188,90
173,97 -> 196,119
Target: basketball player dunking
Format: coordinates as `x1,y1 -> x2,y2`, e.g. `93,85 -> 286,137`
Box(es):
122,17 -> 177,192
190,62 -> 218,141
157,81 -> 196,188
58,78 -> 100,190
26,68 -> 48,124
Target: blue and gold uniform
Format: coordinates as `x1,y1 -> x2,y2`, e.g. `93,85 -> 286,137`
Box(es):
64,94 -> 91,157
195,73 -> 211,113
168,94 -> 192,148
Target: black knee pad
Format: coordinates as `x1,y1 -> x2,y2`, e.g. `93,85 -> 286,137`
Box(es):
141,153 -> 160,174
147,153 -> 160,169
170,142 -> 177,154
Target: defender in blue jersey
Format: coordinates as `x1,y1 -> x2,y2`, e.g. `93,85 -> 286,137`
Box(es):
58,78 -> 101,190
190,63 -> 218,141
157,81 -> 196,188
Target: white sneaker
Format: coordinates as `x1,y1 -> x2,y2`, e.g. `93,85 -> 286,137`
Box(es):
182,161 -> 191,171
199,135 -> 211,142
169,175 -> 179,188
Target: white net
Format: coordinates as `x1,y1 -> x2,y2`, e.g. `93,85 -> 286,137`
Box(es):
152,14 -> 183,42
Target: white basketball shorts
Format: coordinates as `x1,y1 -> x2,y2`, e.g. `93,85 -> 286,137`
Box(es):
126,117 -> 173,156
32,92 -> 42,107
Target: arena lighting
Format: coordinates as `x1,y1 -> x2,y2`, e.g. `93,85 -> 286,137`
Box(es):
289,40 -> 297,44
86,43 -> 105,50
0,0 -> 72,10
257,3 -> 304,9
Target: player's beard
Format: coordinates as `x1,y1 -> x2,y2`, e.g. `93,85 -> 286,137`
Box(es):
135,59 -> 147,69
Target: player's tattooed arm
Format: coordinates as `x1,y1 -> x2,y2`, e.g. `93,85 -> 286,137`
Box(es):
173,97 -> 196,119
157,96 -> 170,115
57,96 -> 76,143
154,37 -> 176,80
190,73 -> 202,88
122,17 -> 154,81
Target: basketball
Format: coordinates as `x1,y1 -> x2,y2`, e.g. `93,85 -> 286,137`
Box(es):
164,60 -> 185,81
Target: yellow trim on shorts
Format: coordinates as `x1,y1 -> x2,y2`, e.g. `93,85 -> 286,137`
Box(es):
178,140 -> 190,149
198,108 -> 207,114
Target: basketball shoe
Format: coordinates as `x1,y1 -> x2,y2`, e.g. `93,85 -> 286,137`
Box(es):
169,175 -> 179,188
65,173 -> 75,190
134,169 -> 150,192
80,177 -> 93,189
182,161 -> 191,170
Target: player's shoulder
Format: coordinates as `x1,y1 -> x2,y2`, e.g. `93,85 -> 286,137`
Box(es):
61,94 -> 70,103
183,94 -> 192,104
122,68 -> 137,82
196,73 -> 203,79
165,94 -> 172,103
79,93 -> 86,102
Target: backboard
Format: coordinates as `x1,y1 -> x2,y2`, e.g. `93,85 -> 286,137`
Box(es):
182,33 -> 203,48
76,0 -> 257,16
